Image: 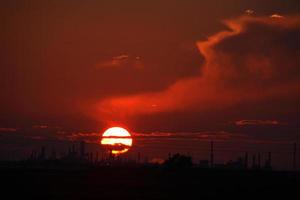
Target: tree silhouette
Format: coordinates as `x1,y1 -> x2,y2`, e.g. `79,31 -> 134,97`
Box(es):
164,154 -> 193,169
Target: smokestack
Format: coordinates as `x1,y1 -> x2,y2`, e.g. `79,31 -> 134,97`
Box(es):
210,141 -> 214,168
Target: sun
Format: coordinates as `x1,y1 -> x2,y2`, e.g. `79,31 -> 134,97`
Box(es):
101,127 -> 133,155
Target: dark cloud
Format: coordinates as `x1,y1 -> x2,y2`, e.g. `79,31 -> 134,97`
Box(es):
0,1 -> 299,125
97,15 -> 300,120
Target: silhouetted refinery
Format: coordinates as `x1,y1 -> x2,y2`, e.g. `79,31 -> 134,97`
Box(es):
0,140 -> 299,199
1,140 -> 294,171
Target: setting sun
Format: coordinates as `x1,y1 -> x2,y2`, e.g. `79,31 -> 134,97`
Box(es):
101,127 -> 133,155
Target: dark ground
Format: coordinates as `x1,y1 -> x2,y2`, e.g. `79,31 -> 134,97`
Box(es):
1,166 -> 299,199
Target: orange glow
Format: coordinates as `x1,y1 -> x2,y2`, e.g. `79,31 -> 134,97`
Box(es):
101,127 -> 132,155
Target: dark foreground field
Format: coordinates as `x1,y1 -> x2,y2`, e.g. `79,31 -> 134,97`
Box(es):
1,167 -> 299,199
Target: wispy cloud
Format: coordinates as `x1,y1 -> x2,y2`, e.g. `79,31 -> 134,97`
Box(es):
32,125 -> 49,129
245,9 -> 255,15
56,131 -> 100,143
133,131 -> 247,141
96,54 -> 142,69
0,127 -> 17,132
235,120 -> 281,126
270,14 -> 285,19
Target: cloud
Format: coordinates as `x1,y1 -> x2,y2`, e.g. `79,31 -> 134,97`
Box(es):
245,9 -> 255,15
134,131 -> 247,141
56,131 -> 100,143
32,125 -> 62,130
149,158 -> 164,164
235,120 -> 280,126
270,14 -> 285,19
96,54 -> 143,69
32,125 -> 49,129
113,55 -> 130,60
96,15 -> 300,122
0,127 -> 17,132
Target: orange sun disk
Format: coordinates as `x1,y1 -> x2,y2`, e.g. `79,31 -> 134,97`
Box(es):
101,127 -> 133,155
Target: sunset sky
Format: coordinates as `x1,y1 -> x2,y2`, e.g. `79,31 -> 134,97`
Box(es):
1,0 -> 300,169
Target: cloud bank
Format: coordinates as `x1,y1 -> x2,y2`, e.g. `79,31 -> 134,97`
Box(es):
96,15 -> 300,122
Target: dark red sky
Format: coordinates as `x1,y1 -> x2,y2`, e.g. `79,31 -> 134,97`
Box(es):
1,0 -> 300,168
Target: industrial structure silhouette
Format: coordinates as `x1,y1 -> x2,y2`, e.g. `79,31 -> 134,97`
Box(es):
15,140 -> 297,171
